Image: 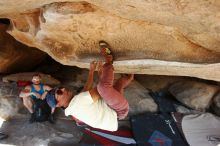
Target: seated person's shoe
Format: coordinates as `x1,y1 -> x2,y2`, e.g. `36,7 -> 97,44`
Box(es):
0,133 -> 8,140
48,114 -> 55,124
29,113 -> 35,123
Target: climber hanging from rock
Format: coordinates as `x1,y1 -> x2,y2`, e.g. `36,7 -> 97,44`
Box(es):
55,40 -> 134,131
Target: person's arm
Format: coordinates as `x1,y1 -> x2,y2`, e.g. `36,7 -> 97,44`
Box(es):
81,61 -> 97,92
19,85 -> 40,98
40,85 -> 52,100
97,61 -> 103,78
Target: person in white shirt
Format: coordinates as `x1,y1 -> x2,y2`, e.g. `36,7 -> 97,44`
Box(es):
55,41 -> 133,131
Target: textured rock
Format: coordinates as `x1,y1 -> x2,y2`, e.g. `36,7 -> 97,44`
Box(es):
211,92 -> 220,116
125,80 -> 158,115
169,81 -> 219,111
0,118 -> 82,146
0,82 -> 23,119
135,75 -> 187,91
0,24 -> 46,73
0,1 -> 219,81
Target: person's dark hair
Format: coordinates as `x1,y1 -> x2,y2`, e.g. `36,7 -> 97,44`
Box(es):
32,73 -> 41,78
76,86 -> 84,94
55,87 -> 64,95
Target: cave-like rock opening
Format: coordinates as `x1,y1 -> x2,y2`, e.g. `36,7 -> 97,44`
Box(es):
0,18 -> 10,25
0,1 -> 220,145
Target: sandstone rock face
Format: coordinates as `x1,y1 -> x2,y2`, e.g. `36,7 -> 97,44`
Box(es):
0,82 -> 23,120
0,24 -> 46,73
1,118 -> 82,146
135,75 -> 187,91
125,81 -> 158,115
3,72 -> 61,85
169,81 -> 219,111
211,92 -> 220,116
0,1 -> 219,81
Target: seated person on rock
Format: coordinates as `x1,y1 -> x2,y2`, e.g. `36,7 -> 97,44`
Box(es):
19,74 -> 54,123
55,41 -> 134,131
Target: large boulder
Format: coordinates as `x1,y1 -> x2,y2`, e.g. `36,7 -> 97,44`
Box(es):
0,118 -> 82,146
124,80 -> 158,115
135,75 -> 187,91
0,82 -> 24,120
0,1 -> 220,81
169,81 -> 219,111
211,92 -> 220,116
0,24 -> 46,73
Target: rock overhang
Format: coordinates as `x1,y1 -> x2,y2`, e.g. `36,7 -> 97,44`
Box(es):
0,0 -> 220,81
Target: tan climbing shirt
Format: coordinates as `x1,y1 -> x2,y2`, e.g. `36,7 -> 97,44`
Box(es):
65,91 -> 118,131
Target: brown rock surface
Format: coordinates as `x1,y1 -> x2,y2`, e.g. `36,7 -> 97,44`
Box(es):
211,92 -> 220,116
0,1 -> 220,81
0,24 -> 46,73
135,75 -> 187,91
125,80 -> 158,115
169,81 -> 219,111
0,82 -> 23,120
1,118 -> 82,146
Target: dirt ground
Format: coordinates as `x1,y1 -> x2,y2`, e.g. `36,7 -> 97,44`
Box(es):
0,109 -> 131,146
0,110 -> 82,146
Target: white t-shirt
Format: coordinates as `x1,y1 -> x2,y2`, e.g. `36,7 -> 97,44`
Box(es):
65,91 -> 118,131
